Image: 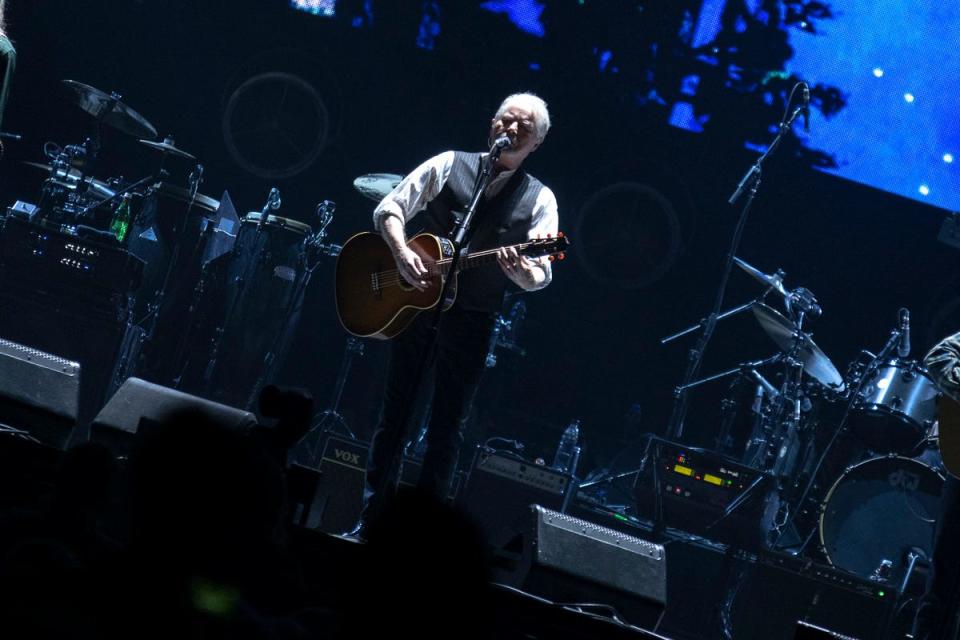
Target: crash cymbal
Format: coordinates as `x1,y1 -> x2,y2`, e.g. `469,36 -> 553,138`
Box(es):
734,256 -> 788,298
139,136 -> 196,161
353,173 -> 402,202
21,161 -> 116,199
62,79 -> 158,140
752,302 -> 844,388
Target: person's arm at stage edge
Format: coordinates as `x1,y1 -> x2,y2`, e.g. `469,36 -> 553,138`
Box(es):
924,331 -> 960,401
372,151 -> 454,291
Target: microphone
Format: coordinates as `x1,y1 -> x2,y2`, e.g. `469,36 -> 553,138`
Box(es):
491,135 -> 513,151
801,83 -> 811,133
268,187 -> 281,210
898,307 -> 911,358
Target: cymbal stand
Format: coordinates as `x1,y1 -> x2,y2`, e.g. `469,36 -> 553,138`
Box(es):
290,336 -> 365,468
772,316 -> 904,554
665,82 -> 810,442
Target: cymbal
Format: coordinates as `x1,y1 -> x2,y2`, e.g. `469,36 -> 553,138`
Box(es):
62,79 -> 158,140
139,136 -> 196,161
353,173 -> 402,202
21,161 -> 116,199
752,302 -> 843,388
734,256 -> 787,297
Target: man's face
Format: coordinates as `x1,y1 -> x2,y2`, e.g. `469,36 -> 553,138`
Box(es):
489,102 -> 541,169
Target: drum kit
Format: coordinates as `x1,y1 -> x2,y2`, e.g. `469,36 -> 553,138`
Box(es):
2,79 -> 356,410
671,255 -> 944,584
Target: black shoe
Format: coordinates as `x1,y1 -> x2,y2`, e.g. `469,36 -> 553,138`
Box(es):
911,597 -> 942,640
338,520 -> 367,543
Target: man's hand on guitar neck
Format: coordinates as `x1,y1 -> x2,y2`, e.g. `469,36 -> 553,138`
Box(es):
380,215 -> 429,291
498,245 -> 547,290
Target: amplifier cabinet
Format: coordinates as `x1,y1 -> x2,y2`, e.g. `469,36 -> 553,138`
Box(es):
0,336 -> 80,448
456,447 -> 576,548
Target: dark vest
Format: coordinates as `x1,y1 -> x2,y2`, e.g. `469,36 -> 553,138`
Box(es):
416,151 -> 543,313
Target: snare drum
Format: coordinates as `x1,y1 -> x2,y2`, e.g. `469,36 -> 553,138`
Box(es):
849,360 -> 940,453
819,455 -> 943,582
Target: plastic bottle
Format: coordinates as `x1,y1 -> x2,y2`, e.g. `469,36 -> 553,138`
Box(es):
110,194 -> 132,244
553,419 -> 580,473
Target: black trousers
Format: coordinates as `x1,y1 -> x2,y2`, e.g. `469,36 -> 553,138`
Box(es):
364,304 -> 495,517
928,473 -> 960,638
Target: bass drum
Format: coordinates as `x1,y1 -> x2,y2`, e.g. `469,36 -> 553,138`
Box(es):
819,455 -> 943,581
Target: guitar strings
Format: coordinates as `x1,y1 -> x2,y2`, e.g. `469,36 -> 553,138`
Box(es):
369,243 -> 554,290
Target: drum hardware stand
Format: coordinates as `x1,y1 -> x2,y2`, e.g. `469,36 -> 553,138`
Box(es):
76,172 -> 157,219
665,81 -> 810,442
771,315 -> 906,557
290,336 -> 366,468
242,200 -> 340,410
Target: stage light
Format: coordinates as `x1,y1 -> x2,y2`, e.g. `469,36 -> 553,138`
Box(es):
872,68 -> 884,78
919,184 -> 930,196
904,92 -> 915,103
290,0 -> 335,17
945,153 -> 955,164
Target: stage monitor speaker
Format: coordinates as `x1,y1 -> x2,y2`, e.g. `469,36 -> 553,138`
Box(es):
794,621 -> 858,640
456,447 -> 576,548
90,377 -> 257,455
494,505 -> 667,631
0,336 -> 80,449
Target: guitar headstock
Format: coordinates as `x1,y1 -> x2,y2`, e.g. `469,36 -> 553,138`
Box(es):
521,232 -> 570,262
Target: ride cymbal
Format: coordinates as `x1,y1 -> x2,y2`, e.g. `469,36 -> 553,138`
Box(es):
139,136 -> 196,161
62,79 -> 158,139
752,302 -> 843,388
353,173 -> 402,202
734,256 -> 788,298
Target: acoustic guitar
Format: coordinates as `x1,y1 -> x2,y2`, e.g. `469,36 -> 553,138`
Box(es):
939,394 -> 960,478
335,231 -> 569,339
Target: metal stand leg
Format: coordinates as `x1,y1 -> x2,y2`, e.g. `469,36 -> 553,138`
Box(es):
290,337 -> 364,467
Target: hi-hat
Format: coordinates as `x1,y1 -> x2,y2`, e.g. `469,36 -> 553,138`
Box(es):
22,161 -> 115,199
734,256 -> 788,298
752,302 -> 843,388
139,136 -> 196,161
62,79 -> 158,139
353,173 -> 402,202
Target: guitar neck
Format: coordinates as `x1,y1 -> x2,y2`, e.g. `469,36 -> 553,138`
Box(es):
431,243 -> 529,275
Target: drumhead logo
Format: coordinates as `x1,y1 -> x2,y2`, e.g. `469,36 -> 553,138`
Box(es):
888,469 -> 921,491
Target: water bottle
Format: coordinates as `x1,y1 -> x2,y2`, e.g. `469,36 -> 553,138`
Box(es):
553,419 -> 580,473
109,194 -> 132,244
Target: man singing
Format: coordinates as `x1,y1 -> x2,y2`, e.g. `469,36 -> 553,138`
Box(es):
354,92 -> 559,537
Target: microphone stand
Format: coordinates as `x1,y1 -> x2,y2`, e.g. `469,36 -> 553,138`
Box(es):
365,143 -> 506,523
666,82 -> 809,441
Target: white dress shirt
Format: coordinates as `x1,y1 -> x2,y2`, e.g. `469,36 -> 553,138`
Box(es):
372,151 -> 559,290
